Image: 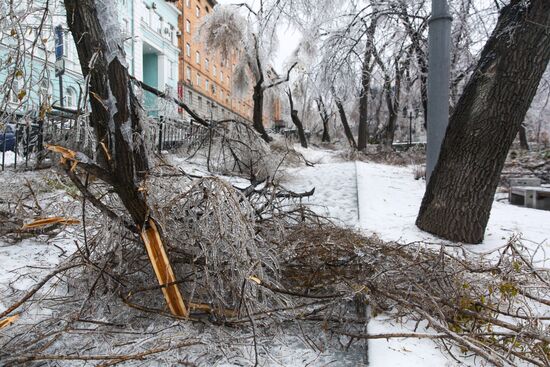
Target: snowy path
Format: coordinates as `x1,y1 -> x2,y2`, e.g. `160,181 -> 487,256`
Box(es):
283,161 -> 360,225
284,152 -> 550,366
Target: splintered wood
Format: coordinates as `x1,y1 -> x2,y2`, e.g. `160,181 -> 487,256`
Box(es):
22,217 -> 80,230
0,314 -> 19,329
140,219 -> 188,317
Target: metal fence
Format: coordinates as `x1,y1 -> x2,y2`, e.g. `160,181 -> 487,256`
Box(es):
1,110 -> 207,171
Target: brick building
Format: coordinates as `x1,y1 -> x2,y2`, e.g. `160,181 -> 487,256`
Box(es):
177,0 -> 254,122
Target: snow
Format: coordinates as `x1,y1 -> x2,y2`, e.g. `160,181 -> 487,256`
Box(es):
356,161 -> 550,265
1,145 -> 549,366
281,145 -> 550,366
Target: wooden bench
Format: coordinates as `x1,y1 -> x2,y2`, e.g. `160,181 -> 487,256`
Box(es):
509,178 -> 550,210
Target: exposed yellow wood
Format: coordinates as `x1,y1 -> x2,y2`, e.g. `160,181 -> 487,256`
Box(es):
22,217 -> 80,230
140,219 -> 188,317
248,276 -> 262,285
45,144 -> 77,160
0,314 -> 20,329
99,142 -> 111,162
189,303 -> 237,318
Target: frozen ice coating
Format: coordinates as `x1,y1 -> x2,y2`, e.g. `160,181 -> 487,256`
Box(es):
1,0 -> 549,365
95,0 -> 128,68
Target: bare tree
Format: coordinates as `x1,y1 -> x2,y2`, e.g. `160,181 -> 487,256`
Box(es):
199,3 -> 297,143
286,89 -> 308,148
416,0 -> 550,244
316,97 -> 331,143
60,0 -> 188,315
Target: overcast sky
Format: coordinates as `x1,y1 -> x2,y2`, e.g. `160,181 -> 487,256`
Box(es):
214,0 -> 301,72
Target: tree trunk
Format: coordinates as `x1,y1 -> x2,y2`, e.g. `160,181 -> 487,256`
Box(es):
316,97 -> 331,143
518,123 -> 530,150
63,0 -> 188,316
335,98 -> 357,149
252,83 -> 272,142
287,90 -> 308,148
397,2 -> 428,129
416,0 -> 550,244
357,18 -> 378,150
375,49 -> 409,147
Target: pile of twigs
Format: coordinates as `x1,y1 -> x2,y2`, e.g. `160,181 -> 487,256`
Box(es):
276,225 -> 550,367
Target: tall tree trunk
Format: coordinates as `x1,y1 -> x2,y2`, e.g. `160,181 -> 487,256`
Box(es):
357,18 -> 378,150
316,97 -> 331,143
518,123 -> 530,150
397,1 -> 428,129
287,90 -> 308,148
252,83 -> 272,142
416,0 -> 550,244
63,0 -> 188,316
374,48 -> 409,147
335,98 -> 357,149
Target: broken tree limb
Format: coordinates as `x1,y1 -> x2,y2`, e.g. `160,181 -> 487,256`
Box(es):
140,219 -> 188,317
21,217 -> 80,230
128,76 -> 208,128
0,314 -> 20,330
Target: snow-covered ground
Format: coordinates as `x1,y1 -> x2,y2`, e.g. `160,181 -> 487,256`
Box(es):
357,162 -> 550,265
283,146 -> 550,366
1,146 -> 549,366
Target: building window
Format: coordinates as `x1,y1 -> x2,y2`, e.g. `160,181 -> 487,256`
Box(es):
220,71 -> 223,82
186,19 -> 191,33
186,0 -> 190,7
186,43 -> 191,57
195,51 -> 200,64
196,6 -> 200,17
196,73 -> 201,87
169,60 -> 175,80
213,66 -> 216,77
65,87 -> 76,108
198,96 -> 202,109
205,79 -> 209,92
186,66 -> 191,81
169,24 -> 175,44
39,80 -> 50,106
205,58 -> 209,70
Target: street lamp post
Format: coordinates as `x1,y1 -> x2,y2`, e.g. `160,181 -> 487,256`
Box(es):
426,0 -> 452,182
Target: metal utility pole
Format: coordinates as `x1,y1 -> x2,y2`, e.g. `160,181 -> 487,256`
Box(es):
426,0 -> 452,182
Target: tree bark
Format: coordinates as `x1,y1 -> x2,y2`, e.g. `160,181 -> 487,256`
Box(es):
63,0 -> 188,316
374,47 -> 409,147
316,97 -> 331,143
518,124 -> 530,150
287,90 -> 308,148
416,0 -> 550,244
252,82 -> 272,143
357,18 -> 378,150
335,98 -> 357,149
397,2 -> 428,129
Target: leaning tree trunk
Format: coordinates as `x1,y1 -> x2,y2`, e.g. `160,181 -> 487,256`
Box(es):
287,90 -> 308,148
63,0 -> 188,316
416,0 -> 550,244
518,124 -> 530,150
252,83 -> 272,143
316,97 -> 331,143
357,18 -> 378,150
335,98 -> 357,149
